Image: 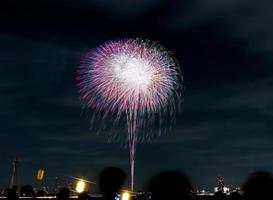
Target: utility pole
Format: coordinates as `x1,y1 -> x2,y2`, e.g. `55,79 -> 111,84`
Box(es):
10,157 -> 19,188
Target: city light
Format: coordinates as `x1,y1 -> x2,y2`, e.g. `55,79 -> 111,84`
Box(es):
36,169 -> 45,181
122,191 -> 130,200
75,180 -> 86,193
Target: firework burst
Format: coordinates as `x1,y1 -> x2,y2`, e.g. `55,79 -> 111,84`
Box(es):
77,38 -> 182,190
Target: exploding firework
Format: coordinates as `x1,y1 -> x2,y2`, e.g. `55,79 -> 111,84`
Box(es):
77,38 -> 182,190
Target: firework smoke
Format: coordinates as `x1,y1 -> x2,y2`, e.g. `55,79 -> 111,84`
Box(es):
77,38 -> 182,190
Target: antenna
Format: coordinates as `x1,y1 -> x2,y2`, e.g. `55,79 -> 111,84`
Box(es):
10,156 -> 19,188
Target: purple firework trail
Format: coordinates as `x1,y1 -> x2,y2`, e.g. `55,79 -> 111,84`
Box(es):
77,38 -> 182,191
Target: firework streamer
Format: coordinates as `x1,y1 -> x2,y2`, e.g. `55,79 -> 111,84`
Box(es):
77,38 -> 182,191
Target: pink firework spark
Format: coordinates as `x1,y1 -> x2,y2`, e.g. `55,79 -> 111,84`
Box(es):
77,38 -> 182,190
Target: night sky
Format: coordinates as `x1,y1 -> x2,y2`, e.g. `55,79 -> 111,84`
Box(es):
1,0 -> 273,192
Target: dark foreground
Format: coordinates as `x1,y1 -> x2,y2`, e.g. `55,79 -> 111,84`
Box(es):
3,168 -> 273,200
0,195 -> 244,200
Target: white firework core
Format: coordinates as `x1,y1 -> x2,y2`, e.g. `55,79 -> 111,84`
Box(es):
110,53 -> 154,91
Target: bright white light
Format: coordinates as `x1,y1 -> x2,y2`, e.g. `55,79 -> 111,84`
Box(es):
76,180 -> 86,193
223,187 -> 230,193
111,53 -> 154,89
122,191 -> 130,200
